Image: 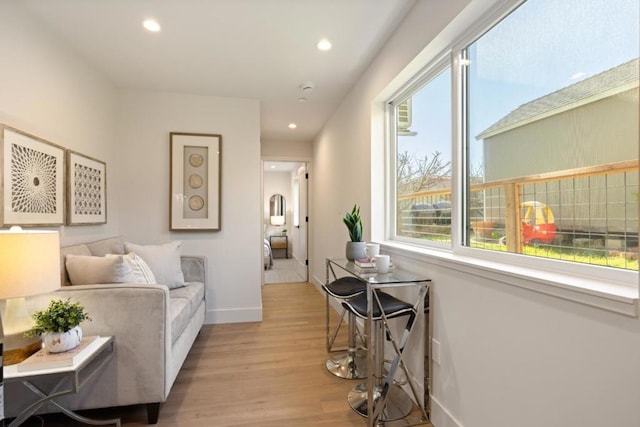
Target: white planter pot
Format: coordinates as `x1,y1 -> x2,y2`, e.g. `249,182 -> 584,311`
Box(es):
345,241 -> 367,261
43,325 -> 83,353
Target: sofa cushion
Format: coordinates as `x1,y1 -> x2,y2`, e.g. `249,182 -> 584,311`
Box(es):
106,253 -> 157,284
60,244 -> 92,286
125,241 -> 185,289
169,282 -> 205,345
66,254 -> 130,285
86,236 -> 125,256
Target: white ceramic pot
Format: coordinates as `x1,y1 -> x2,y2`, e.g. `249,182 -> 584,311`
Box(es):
43,325 -> 83,353
345,241 -> 367,261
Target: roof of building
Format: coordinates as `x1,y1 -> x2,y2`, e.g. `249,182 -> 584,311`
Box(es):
476,58 -> 639,140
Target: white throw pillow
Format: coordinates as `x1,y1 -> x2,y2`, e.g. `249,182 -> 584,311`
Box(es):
66,254 -> 130,286
124,241 -> 185,289
106,253 -> 156,284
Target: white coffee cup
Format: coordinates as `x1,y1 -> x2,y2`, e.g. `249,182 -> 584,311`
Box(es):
375,255 -> 390,273
365,243 -> 380,259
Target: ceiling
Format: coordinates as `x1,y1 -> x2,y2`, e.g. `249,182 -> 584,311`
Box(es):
21,0 -> 415,143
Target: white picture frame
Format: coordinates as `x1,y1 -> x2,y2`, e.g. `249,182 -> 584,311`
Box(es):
66,150 -> 107,225
170,132 -> 221,231
0,125 -> 65,226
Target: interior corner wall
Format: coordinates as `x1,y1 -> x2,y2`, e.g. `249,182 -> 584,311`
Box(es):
311,1 -> 640,427
116,90 -> 262,324
0,1 -> 120,242
0,3 -> 263,325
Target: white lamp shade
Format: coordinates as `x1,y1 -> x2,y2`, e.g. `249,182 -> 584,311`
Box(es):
0,228 -> 61,299
270,215 -> 285,226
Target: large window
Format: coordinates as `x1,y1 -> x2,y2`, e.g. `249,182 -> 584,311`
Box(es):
390,0 -> 639,272
393,64 -> 452,245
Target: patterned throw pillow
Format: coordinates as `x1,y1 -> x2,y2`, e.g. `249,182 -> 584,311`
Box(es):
106,253 -> 156,284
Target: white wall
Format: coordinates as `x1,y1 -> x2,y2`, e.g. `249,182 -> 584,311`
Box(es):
0,3 -> 264,325
0,1 -> 119,243
311,1 -> 640,427
261,139 -> 312,159
116,90 -> 262,324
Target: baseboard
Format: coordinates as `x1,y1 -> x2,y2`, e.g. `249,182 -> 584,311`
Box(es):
311,272 -> 324,289
430,395 -> 464,427
205,307 -> 262,324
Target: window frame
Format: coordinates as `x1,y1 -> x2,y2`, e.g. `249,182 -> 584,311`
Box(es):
387,53 -> 453,250
381,0 -> 639,315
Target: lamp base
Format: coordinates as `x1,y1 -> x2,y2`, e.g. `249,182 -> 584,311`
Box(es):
3,338 -> 42,366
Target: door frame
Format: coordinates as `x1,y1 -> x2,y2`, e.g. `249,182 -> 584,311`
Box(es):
261,157 -> 311,284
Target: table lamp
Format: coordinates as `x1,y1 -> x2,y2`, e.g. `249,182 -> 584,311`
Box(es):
270,215 -> 285,226
0,227 -> 61,366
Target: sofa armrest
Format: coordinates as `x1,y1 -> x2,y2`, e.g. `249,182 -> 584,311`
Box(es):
26,284 -> 172,404
181,255 -> 206,283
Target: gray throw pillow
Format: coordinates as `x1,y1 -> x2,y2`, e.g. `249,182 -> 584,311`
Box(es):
124,241 -> 185,289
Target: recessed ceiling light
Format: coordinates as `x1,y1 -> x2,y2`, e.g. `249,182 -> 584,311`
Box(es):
317,38 -> 332,51
143,19 -> 161,32
288,123 -> 297,129
270,165 -> 276,169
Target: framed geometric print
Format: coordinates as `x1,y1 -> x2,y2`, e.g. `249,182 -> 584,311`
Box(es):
0,125 -> 65,227
66,150 -> 107,225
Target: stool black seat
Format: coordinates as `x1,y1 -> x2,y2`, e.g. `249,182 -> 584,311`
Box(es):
322,276 -> 366,299
322,276 -> 368,379
342,291 -> 414,320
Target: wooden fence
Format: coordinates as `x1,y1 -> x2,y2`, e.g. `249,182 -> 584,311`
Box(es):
398,160 -> 639,255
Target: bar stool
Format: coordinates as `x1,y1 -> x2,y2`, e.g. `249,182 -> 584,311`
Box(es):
342,290 -> 418,422
322,276 -> 368,379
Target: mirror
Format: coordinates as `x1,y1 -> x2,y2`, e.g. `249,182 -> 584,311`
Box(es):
270,194 -> 286,225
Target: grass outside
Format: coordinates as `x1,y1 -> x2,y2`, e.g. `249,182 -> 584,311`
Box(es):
470,240 -> 639,271
401,232 -> 639,271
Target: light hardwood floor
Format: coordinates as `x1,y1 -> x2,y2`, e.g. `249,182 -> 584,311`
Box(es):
15,282 -> 431,426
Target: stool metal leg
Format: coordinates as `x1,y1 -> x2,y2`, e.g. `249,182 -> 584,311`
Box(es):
324,264 -> 368,380
326,311 -> 367,379
347,318 -> 412,420
325,291 -> 347,352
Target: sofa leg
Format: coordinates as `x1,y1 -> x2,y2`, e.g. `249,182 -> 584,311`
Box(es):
147,402 -> 161,424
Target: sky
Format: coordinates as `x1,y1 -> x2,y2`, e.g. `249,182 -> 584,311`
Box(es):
398,0 -> 640,173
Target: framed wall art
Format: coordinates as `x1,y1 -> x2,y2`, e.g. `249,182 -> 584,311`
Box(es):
0,125 -> 65,227
170,132 -> 221,231
66,150 -> 107,225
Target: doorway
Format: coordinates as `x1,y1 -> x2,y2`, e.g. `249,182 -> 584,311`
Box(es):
263,160 -> 308,284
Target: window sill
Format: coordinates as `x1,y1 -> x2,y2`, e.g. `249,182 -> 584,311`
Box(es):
381,241 -> 639,317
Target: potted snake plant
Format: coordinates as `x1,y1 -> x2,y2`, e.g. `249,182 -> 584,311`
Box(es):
343,204 -> 367,261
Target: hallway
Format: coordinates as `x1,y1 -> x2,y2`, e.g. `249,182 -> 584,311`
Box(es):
264,258 -> 306,284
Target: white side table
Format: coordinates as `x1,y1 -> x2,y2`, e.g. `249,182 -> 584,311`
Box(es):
4,336 -> 120,427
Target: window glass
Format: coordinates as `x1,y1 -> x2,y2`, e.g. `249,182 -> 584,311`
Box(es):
463,0 -> 639,270
395,67 -> 452,244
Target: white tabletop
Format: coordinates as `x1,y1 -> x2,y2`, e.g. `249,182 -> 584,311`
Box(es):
4,336 -> 113,379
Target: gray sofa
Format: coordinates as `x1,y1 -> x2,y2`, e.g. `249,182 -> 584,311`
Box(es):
7,236 -> 206,424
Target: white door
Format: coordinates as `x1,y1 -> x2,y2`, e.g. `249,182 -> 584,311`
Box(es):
295,165 -> 308,281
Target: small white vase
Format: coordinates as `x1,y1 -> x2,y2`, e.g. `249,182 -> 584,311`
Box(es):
346,241 -> 367,261
43,325 -> 83,353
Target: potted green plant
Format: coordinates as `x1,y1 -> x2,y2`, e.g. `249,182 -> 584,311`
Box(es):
25,298 -> 91,353
282,228 -> 288,236
343,204 -> 366,261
